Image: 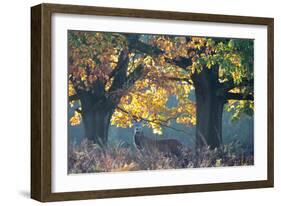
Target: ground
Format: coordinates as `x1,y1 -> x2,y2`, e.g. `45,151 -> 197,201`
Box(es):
68,140 -> 254,174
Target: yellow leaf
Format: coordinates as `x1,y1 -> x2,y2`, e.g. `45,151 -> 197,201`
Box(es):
69,111 -> 82,126
68,81 -> 75,96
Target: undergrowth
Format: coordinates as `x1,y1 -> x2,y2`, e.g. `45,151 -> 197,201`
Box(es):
68,140 -> 253,174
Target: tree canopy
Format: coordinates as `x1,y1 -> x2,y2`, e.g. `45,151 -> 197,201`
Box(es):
68,30 -> 254,146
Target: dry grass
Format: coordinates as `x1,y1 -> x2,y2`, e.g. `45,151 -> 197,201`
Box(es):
68,140 -> 253,174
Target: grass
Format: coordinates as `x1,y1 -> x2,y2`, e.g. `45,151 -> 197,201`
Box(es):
68,139 -> 254,174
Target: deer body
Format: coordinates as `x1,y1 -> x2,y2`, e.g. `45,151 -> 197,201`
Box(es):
133,121 -> 184,158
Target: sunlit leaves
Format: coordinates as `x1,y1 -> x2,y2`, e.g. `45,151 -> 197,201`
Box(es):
111,73 -> 196,134
68,31 -> 125,92
231,70 -> 243,84
70,111 -> 82,126
68,30 -> 254,134
68,80 -> 76,96
225,99 -> 254,121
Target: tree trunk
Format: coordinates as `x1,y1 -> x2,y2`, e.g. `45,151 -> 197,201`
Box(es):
82,107 -> 113,145
194,88 -> 224,149
78,91 -> 117,146
192,66 -> 224,149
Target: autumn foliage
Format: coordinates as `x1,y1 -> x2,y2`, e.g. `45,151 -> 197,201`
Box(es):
68,30 -> 254,149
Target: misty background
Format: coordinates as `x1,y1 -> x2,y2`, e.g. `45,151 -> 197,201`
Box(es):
68,91 -> 254,151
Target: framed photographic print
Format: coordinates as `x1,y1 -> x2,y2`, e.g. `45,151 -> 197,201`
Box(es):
31,3 -> 274,202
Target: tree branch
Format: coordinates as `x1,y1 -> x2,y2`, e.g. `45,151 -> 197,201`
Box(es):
69,94 -> 79,101
220,78 -> 254,93
124,64 -> 145,88
225,92 -> 254,101
165,56 -> 192,69
109,34 -> 162,94
106,64 -> 146,106
126,34 -> 163,56
108,49 -> 130,93
163,76 -> 193,85
127,35 -> 193,72
116,106 -> 188,134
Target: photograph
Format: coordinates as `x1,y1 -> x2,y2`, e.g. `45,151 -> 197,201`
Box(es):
67,30 -> 254,174
30,3 -> 274,201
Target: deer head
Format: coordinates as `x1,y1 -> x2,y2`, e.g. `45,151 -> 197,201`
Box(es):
132,119 -> 144,135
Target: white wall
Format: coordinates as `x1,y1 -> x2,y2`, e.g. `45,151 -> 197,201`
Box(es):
0,0 -> 280,205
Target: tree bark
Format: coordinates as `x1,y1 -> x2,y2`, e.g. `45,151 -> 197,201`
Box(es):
82,106 -> 113,145
77,88 -> 117,146
192,66 -> 224,149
